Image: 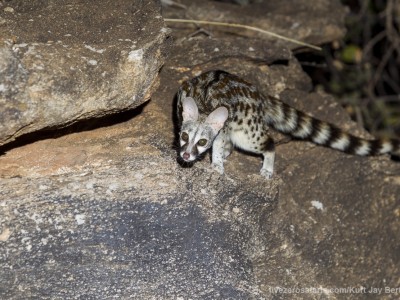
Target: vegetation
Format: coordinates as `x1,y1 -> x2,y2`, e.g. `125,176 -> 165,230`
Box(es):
298,0 -> 400,138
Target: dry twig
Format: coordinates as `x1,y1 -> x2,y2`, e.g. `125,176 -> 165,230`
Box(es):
164,18 -> 322,51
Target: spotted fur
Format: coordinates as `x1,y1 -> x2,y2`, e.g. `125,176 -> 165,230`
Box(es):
177,70 -> 400,178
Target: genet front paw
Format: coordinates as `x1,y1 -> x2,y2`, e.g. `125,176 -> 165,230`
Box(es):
211,163 -> 224,175
260,168 -> 273,179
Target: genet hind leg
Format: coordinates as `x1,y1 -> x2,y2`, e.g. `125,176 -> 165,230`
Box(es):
259,137 -> 275,179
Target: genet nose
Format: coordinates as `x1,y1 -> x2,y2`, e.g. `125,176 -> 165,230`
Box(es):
182,152 -> 190,160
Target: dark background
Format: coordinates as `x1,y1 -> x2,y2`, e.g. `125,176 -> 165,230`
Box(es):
297,0 -> 400,139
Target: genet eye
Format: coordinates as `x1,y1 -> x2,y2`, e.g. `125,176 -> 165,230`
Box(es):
181,132 -> 189,142
197,139 -> 207,146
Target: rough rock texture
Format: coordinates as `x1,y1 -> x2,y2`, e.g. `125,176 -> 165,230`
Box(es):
1,0 -> 400,299
0,101 -> 279,298
165,0 -> 347,49
0,0 -> 167,146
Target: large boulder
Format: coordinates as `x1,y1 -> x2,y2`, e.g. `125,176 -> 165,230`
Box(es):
0,0 -> 167,146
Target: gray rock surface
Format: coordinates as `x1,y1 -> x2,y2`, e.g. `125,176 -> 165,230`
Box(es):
0,99 -> 279,298
1,0 -> 400,299
0,169 -> 276,298
165,0 -> 347,49
0,0 -> 167,146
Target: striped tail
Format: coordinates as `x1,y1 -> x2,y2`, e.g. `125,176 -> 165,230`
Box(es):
265,99 -> 400,157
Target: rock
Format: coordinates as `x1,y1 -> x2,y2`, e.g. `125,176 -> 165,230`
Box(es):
164,0 -> 347,49
0,0 -> 168,146
1,0 -> 399,299
0,103 -> 279,298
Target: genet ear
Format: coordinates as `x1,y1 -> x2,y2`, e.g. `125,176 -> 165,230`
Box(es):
182,97 -> 199,121
205,107 -> 229,132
